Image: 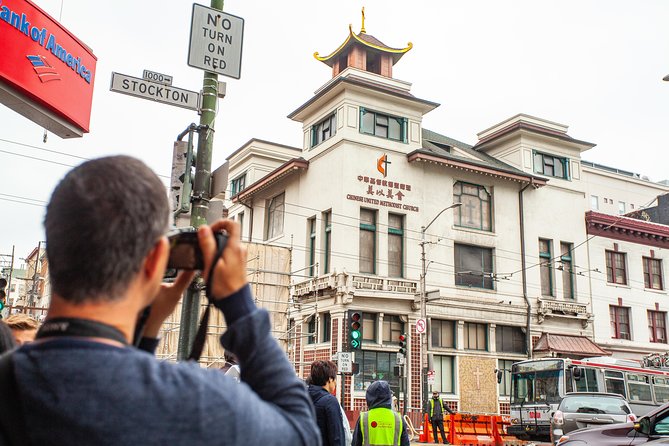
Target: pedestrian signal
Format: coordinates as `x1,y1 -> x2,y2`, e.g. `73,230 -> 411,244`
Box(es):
398,333 -> 407,356
349,311 -> 362,350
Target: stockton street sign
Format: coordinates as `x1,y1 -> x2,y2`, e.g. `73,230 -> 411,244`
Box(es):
110,72 -> 199,111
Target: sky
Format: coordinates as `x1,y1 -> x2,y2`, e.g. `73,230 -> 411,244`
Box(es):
1,0 -> 669,262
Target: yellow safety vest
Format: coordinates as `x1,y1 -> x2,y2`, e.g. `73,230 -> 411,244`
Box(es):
429,398 -> 446,419
360,407 -> 402,446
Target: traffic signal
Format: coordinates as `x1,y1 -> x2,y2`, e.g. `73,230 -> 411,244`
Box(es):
348,311 -> 362,350
398,333 -> 407,356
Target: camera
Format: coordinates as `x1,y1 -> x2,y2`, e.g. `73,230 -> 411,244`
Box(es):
166,227 -> 228,271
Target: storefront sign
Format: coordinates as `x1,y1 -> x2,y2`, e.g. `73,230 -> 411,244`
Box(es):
0,0 -> 97,137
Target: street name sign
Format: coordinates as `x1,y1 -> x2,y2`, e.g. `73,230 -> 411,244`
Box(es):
142,69 -> 173,86
338,352 -> 353,373
110,72 -> 199,111
188,4 -> 244,79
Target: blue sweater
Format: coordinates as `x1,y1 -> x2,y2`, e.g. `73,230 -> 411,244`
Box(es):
9,286 -> 321,446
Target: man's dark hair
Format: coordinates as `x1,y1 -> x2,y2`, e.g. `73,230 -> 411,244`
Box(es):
0,321 -> 16,354
45,156 -> 169,303
309,360 -> 337,386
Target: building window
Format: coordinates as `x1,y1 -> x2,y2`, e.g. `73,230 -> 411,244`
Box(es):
265,192 -> 285,240
431,319 -> 455,349
533,151 -> 569,179
454,244 -> 493,289
238,211 -> 245,239
362,312 -> 377,343
323,211 -> 332,274
382,315 -> 404,344
230,173 -> 246,196
591,195 -> 599,210
498,359 -> 515,397
496,325 -> 526,354
560,242 -> 575,299
308,217 -> 316,277
643,257 -> 664,290
388,213 -> 404,277
464,322 -> 487,350
539,239 -> 553,296
360,108 -> 406,142
359,209 -> 377,274
311,113 -> 336,147
649,310 -> 667,344
321,312 -> 331,343
453,181 -> 492,231
355,350 -> 400,391
618,201 -> 626,215
606,250 -> 627,285
610,305 -> 631,340
307,316 -> 316,344
433,356 -> 455,394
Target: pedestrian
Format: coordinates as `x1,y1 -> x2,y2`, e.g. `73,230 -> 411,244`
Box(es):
352,380 -> 410,446
425,390 -> 455,444
308,359 -> 347,446
4,314 -> 38,346
0,320 -> 16,354
0,156 -> 320,445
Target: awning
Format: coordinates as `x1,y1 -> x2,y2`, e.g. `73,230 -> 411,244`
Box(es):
533,333 -> 610,358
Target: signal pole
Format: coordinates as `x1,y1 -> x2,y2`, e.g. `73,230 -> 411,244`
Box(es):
176,0 -> 224,361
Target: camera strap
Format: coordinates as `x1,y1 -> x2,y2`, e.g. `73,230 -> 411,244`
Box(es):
36,318 -> 128,345
187,236 -> 227,362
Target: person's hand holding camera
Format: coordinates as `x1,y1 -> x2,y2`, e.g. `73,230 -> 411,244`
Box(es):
199,219 -> 247,299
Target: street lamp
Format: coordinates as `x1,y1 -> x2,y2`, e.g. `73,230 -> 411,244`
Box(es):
419,202 -> 462,406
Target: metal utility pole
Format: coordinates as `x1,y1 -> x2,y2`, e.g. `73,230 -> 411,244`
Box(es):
176,0 -> 224,361
419,203 -> 461,407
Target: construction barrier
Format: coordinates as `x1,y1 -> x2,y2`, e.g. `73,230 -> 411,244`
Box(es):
419,413 -> 527,445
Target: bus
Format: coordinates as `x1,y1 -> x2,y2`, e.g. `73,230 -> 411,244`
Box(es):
506,356 -> 669,440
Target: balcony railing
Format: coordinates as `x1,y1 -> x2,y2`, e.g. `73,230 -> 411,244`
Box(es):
537,298 -> 592,328
293,272 -> 418,299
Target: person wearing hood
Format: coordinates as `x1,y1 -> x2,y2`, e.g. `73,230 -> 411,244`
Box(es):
352,380 -> 410,446
308,360 -> 347,446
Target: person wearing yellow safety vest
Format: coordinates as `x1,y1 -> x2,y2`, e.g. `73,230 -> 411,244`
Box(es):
352,380 -> 409,446
425,390 -> 455,444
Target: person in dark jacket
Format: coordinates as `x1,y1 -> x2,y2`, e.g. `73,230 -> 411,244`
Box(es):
425,390 -> 455,444
308,360 -> 347,446
352,380 -> 410,446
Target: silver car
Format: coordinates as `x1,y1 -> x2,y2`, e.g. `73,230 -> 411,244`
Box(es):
550,392 -> 635,445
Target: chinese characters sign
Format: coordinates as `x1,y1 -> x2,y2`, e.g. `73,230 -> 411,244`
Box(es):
346,175 -> 419,212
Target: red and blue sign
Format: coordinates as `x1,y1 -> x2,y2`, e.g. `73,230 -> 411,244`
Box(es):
0,0 -> 96,134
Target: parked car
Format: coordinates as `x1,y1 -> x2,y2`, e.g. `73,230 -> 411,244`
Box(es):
551,392 -> 635,444
556,401 -> 669,445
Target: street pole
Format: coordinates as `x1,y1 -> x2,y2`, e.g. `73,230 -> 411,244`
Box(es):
177,0 -> 224,361
419,203 -> 461,410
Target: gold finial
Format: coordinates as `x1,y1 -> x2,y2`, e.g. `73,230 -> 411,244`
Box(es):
361,7 -> 366,33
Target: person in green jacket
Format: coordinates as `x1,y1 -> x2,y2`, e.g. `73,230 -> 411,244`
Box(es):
352,380 -> 409,446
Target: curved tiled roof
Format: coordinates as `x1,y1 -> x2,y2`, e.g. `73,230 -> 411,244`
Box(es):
314,25 -> 412,67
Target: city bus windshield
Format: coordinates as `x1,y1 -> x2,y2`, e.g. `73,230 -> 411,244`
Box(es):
511,360 -> 564,405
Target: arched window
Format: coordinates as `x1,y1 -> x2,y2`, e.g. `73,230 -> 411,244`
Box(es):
453,181 -> 492,231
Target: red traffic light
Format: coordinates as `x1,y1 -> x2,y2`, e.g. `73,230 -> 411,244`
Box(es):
398,334 -> 406,342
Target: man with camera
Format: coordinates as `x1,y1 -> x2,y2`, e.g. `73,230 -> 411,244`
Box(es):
0,156 -> 320,445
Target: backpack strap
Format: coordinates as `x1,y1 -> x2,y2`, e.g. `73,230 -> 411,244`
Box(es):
0,352 -> 30,445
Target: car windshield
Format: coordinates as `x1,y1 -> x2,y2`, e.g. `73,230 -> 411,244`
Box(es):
511,368 -> 563,404
559,396 -> 630,415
